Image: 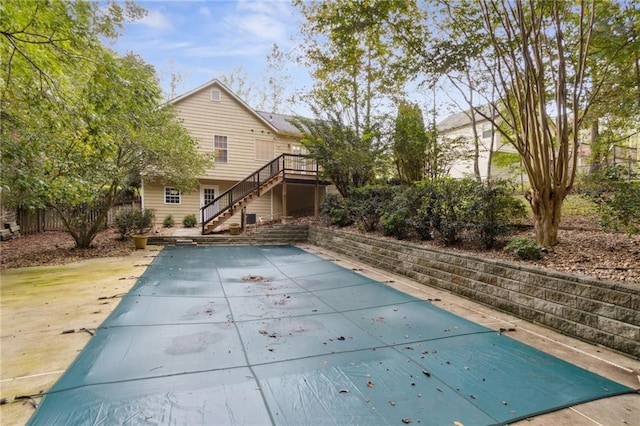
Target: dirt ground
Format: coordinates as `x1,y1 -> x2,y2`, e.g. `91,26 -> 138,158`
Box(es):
1,220 -> 639,284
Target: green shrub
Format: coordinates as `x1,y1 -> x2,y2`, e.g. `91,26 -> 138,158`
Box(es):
380,186 -> 414,239
163,215 -> 175,228
133,209 -> 155,234
503,237 -> 542,260
182,214 -> 197,228
412,184 -> 438,240
381,210 -> 411,239
114,210 -> 136,240
427,178 -> 477,245
467,180 -> 527,248
320,193 -> 352,227
114,209 -> 155,238
348,185 -> 395,232
581,166 -> 640,235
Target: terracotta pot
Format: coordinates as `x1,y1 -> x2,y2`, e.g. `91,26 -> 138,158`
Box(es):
133,234 -> 148,249
229,223 -> 241,235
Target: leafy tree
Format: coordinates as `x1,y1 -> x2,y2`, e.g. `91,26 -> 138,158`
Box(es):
584,2 -> 640,173
293,0 -> 426,194
258,43 -> 292,113
217,65 -> 257,105
419,1 -> 632,247
425,124 -> 472,180
393,101 -> 428,184
290,110 -> 385,198
1,1 -> 210,248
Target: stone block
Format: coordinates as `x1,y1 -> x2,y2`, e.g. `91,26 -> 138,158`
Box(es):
598,316 -> 639,340
509,292 -> 536,308
575,324 -> 614,347
520,283 -> 545,298
544,313 -> 577,335
590,287 -> 631,307
613,335 -> 640,359
574,298 -> 615,318
545,288 -> 576,307
533,299 -> 564,317
613,306 -> 640,326
561,306 -> 598,328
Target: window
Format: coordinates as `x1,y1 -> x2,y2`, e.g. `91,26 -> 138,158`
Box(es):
203,187 -> 216,205
164,187 -> 181,204
255,140 -> 274,161
214,135 -> 228,163
211,89 -> 221,102
482,123 -> 493,139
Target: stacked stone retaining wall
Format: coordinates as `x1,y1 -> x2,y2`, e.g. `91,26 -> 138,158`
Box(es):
148,224 -> 310,246
308,226 -> 640,359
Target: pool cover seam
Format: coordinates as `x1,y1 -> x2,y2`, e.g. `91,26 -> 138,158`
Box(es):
18,330 -> 505,399
217,255 -> 278,426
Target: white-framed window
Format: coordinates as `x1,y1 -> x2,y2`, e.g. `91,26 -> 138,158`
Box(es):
214,135 -> 228,163
482,123 -> 493,139
164,187 -> 181,204
255,139 -> 274,161
211,89 -> 221,102
291,144 -> 308,170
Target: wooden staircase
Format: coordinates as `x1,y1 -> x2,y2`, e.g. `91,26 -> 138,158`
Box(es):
200,154 -> 318,234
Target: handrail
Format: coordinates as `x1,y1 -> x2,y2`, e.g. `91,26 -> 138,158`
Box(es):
201,154 -> 317,233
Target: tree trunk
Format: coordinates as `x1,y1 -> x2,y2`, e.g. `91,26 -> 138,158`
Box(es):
588,119 -> 601,174
527,188 -> 563,247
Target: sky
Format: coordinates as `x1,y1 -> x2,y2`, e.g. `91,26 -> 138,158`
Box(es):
107,0 -> 456,120
108,0 -> 311,113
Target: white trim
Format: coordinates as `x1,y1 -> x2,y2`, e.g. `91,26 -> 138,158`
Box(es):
140,177 -> 145,210
200,184 -> 219,207
214,135 -> 229,163
164,186 -> 181,205
210,89 -> 221,102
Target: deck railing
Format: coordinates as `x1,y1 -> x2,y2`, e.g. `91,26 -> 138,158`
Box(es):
201,154 -> 317,232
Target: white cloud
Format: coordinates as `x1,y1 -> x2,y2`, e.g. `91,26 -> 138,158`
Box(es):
230,14 -> 287,43
136,9 -> 173,30
236,0 -> 290,16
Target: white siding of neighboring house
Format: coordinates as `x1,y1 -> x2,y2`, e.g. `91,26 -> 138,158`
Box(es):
439,116 -> 518,181
438,109 -> 609,185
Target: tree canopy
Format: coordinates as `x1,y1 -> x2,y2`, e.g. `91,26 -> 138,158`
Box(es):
295,0 -> 639,247
1,0 -> 211,247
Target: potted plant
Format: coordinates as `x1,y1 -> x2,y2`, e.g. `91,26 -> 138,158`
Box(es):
132,209 -> 155,249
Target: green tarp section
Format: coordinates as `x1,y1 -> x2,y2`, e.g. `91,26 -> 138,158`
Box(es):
28,245 -> 632,425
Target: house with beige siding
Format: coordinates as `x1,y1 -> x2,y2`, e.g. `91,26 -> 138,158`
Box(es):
142,79 -> 327,234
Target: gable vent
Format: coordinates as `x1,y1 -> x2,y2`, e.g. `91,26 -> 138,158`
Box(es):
211,89 -> 221,102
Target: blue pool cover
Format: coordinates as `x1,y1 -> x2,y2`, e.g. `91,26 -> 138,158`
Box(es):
28,245 -> 633,425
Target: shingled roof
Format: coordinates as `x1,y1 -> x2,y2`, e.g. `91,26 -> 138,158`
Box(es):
437,105 -> 497,132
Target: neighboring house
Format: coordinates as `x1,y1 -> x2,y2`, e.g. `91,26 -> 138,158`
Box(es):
437,108 -> 593,183
437,108 -> 518,181
142,79 -> 328,233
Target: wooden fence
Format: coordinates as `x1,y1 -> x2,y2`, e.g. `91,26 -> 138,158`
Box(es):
9,199 -> 141,236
